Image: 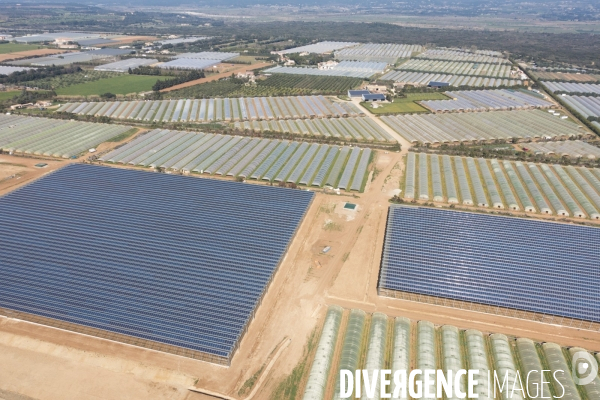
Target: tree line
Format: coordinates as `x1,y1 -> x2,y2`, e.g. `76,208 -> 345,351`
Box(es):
152,70 -> 205,91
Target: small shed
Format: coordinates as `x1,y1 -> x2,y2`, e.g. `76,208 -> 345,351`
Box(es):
348,90 -> 370,98
362,93 -> 386,102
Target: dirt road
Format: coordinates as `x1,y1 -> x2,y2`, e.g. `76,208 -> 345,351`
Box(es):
160,62 -> 272,92
0,49 -> 69,62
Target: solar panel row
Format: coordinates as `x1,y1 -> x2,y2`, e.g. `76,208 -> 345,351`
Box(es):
0,164 -> 314,364
378,206 -> 600,328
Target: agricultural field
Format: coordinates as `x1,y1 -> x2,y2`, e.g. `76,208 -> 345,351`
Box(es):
0,114 -> 133,158
20,70 -> 122,91
0,91 -> 21,101
403,152 -> 600,219
234,116 -> 394,142
100,129 -> 373,191
0,43 -> 44,54
55,75 -> 158,96
258,74 -> 363,93
361,93 -> 449,115
382,110 -> 585,144
57,96 -> 365,123
415,48 -> 509,64
302,306 -> 600,398
334,43 -> 423,63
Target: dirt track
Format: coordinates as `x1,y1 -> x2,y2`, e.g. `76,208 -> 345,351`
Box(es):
0,49 -> 69,62
160,62 -> 272,92
1,104 -> 600,399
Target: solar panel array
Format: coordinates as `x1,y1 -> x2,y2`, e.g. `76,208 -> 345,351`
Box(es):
56,96 -> 365,123
265,61 -> 387,79
234,117 -> 395,142
94,58 -> 158,72
100,130 -> 373,191
543,82 -> 600,95
334,43 -> 422,63
524,140 -> 600,159
276,41 -> 358,55
379,206 -> 600,326
379,71 -> 523,88
0,114 -> 132,158
420,89 -> 552,113
382,110 -> 582,145
397,59 -> 512,78
0,164 -> 314,364
404,152 -> 600,218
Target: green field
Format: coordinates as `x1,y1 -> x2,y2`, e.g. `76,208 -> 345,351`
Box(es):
56,75 -> 158,96
363,92 -> 449,114
0,91 -> 21,101
0,43 -> 45,54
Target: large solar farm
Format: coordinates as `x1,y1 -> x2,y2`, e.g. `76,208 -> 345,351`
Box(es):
1,35 -> 600,400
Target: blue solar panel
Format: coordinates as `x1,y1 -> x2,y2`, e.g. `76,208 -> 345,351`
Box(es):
0,164 -> 314,364
379,206 -> 600,324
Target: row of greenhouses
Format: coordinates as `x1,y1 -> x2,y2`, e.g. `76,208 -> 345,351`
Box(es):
302,306 -> 600,400
404,152 -> 600,219
415,49 -> 510,64
420,89 -> 552,113
233,117 -> 395,142
100,130 -> 372,191
396,59 -> 513,78
56,96 -> 364,123
523,140 -> 600,159
334,43 -> 423,63
542,82 -> 600,95
381,110 -> 584,145
378,71 -> 523,88
0,115 -> 132,158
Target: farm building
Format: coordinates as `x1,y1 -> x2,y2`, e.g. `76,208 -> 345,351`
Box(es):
0,164 -> 315,365
361,93 -> 386,102
347,90 -> 370,98
378,206 -> 600,330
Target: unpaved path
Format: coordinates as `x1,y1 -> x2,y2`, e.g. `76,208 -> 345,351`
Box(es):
160,62 -> 272,92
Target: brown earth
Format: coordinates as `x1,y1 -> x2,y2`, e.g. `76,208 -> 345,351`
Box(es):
1,106 -> 599,399
0,49 -> 70,62
107,36 -> 158,46
160,62 -> 272,92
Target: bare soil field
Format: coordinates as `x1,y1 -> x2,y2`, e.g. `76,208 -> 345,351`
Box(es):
1,123 -> 599,399
108,35 -> 158,46
0,49 -> 69,62
160,62 -> 272,92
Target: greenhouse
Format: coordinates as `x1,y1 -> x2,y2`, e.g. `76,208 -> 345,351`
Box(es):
57,96 -> 365,123
382,110 -> 583,145
100,130 -> 373,191
302,308 -> 600,399
402,152 -> 600,218
0,114 -> 132,158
